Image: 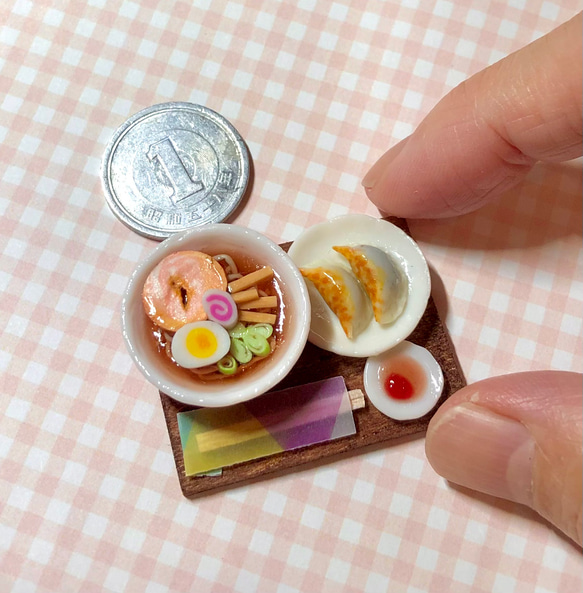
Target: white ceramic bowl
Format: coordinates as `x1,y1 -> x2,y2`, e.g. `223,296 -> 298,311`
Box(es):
121,224 -> 311,407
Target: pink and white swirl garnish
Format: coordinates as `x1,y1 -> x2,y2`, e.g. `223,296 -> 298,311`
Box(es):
202,289 -> 238,329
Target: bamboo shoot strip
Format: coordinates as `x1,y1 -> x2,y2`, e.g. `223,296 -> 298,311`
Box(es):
238,296 -> 278,310
177,376 -> 355,475
239,311 -> 277,324
228,266 -> 274,293
231,287 -> 259,304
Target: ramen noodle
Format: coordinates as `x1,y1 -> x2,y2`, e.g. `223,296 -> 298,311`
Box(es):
143,250 -> 284,383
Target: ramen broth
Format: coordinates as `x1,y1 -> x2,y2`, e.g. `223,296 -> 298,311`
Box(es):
146,251 -> 286,384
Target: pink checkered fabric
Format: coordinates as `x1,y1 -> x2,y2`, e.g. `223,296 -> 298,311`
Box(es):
1,1 -> 581,592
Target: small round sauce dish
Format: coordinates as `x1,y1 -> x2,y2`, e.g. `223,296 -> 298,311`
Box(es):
363,341 -> 444,421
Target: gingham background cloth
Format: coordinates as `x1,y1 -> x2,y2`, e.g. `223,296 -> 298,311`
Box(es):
1,1 -> 581,592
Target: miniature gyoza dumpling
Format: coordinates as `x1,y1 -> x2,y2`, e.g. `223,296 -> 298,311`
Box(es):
333,245 -> 408,325
300,265 -> 372,339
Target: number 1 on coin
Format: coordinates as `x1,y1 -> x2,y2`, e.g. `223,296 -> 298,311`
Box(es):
147,137 -> 204,205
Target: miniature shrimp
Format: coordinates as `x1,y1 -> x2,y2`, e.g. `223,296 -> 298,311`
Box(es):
142,251 -> 227,331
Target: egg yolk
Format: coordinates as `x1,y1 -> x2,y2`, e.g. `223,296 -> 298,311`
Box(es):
186,327 -> 218,358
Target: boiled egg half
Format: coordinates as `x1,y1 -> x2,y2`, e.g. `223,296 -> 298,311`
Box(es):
171,320 -> 230,369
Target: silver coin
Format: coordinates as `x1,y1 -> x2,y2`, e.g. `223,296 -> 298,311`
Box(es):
101,102 -> 250,240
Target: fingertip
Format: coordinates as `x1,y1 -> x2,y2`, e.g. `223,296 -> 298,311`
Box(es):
361,125 -> 483,219
362,14 -> 582,219
426,372 -> 583,545
425,400 -> 535,506
362,137 -> 410,191
361,134 -> 439,218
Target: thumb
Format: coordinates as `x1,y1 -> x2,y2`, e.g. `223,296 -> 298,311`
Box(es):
425,371 -> 582,545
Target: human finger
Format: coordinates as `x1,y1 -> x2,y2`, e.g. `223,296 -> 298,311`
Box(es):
425,371 -> 582,545
363,12 -> 583,218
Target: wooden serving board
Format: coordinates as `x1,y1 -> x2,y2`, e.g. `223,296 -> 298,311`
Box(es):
159,218 -> 466,498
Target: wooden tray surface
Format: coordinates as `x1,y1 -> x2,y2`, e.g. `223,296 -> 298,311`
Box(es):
159,218 -> 466,498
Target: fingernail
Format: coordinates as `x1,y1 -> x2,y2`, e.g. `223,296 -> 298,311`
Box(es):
362,137 -> 409,190
426,402 -> 534,506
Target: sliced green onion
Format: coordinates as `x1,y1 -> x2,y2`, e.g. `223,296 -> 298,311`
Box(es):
243,333 -> 270,356
230,337 -> 252,363
229,322 -> 247,339
217,355 -> 238,375
247,323 -> 273,339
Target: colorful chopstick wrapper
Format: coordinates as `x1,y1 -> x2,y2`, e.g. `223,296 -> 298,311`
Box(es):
177,376 -> 356,476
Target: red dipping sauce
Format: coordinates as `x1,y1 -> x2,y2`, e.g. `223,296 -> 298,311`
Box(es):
379,354 -> 427,401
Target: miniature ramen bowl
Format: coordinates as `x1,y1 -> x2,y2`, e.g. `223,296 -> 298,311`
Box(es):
121,224 -> 311,408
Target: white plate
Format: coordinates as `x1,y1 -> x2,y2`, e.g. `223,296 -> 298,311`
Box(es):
287,214 -> 431,357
